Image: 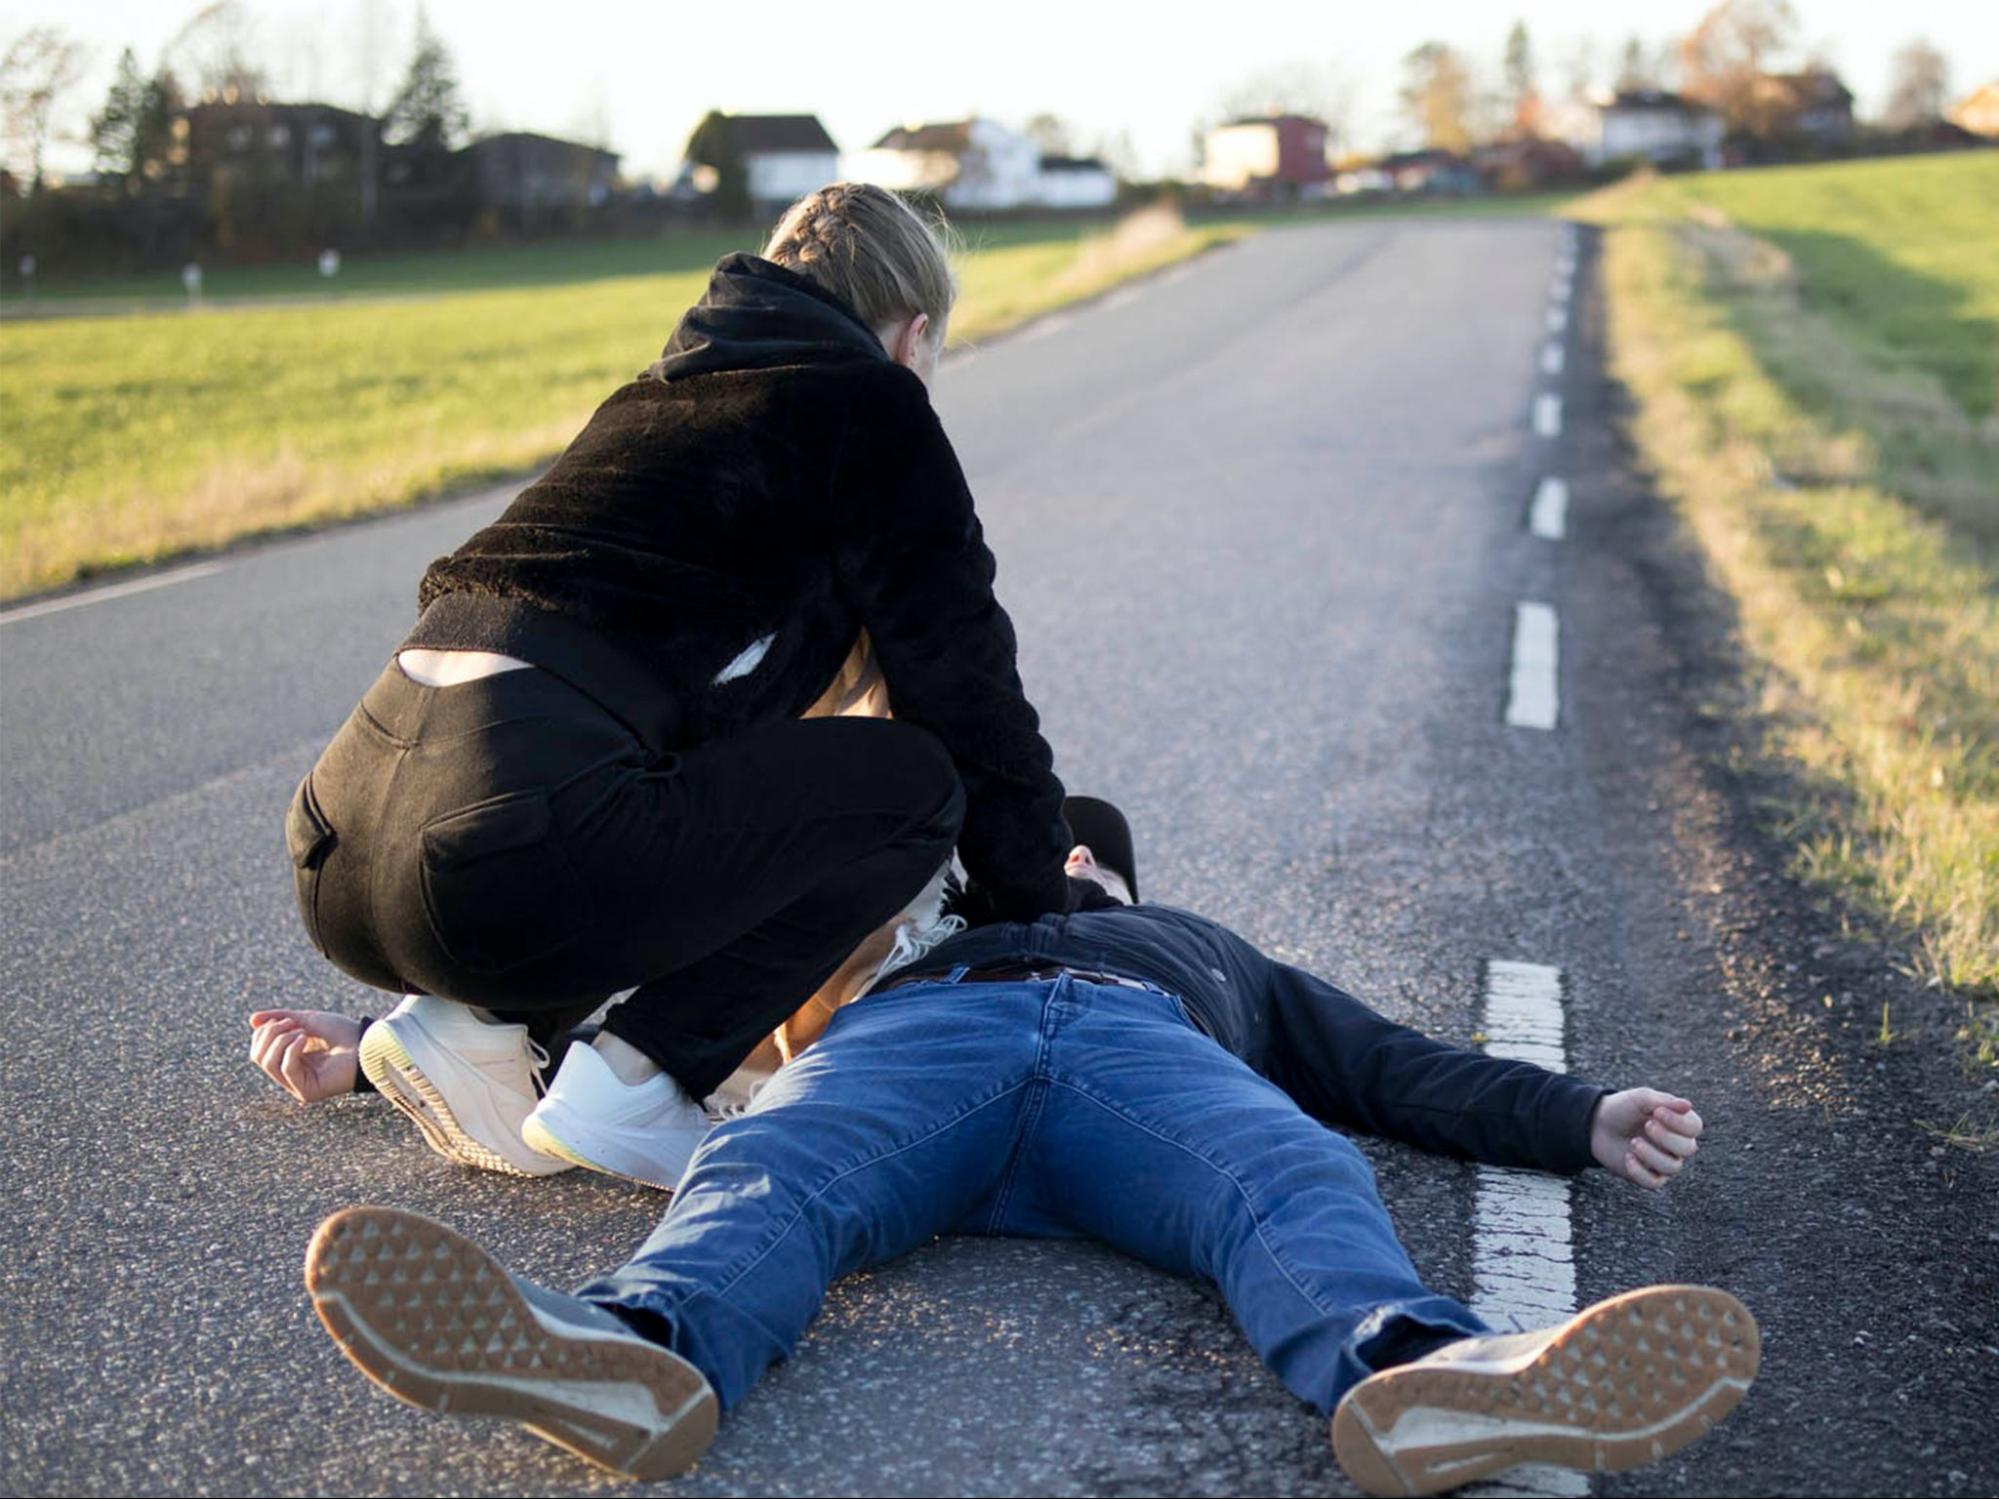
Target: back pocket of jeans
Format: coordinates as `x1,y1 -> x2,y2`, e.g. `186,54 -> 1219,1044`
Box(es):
418,789 -> 593,974
285,774 -> 337,955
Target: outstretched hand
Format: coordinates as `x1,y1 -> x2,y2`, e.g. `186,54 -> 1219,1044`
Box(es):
1591,1088 -> 1702,1189
248,1009 -> 363,1104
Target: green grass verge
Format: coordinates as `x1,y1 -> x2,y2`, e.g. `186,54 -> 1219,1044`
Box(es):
0,211 -> 1249,598
1571,154 -> 1998,1067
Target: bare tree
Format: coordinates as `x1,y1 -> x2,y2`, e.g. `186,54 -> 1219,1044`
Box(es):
1400,42 -> 1475,153
1023,112 -> 1072,157
1883,39 -> 1949,129
348,0 -> 398,113
1679,0 -> 1800,133
167,1 -> 267,99
1,26 -> 88,188
1616,36 -> 1663,91
1216,60 -> 1353,140
1553,35 -> 1599,101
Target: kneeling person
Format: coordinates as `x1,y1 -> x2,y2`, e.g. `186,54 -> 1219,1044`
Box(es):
303,831 -> 1755,1496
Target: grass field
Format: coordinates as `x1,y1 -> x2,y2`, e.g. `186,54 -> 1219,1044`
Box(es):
0,210 -> 1248,598
0,191 -> 1582,601
1572,152 -> 1999,1070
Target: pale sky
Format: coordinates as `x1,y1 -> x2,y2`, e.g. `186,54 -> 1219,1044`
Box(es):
17,0 -> 1999,181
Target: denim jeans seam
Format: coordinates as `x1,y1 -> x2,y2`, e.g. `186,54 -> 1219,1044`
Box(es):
1046,1076 -> 1345,1322
702,1077 -> 1035,1307
985,984 -> 1065,1229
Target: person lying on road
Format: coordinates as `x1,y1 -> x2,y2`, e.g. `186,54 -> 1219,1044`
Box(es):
249,802 -> 1692,1195
299,812 -> 1754,1498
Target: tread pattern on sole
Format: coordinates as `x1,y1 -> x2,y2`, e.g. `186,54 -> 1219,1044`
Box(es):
1332,1285 -> 1759,1498
305,1206 -> 716,1481
359,1028 -> 550,1178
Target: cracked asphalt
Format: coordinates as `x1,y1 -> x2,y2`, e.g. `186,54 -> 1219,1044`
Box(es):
3,216 -> 1993,1497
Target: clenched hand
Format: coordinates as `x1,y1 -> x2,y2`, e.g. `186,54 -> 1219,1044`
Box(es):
248,1008 -> 363,1104
1591,1088 -> 1703,1189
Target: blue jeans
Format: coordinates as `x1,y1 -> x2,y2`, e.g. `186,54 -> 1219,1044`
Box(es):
578,974 -> 1488,1414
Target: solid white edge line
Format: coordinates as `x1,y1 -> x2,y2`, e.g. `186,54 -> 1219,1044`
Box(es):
1530,477 -> 1569,540
0,561 -> 226,625
1466,958 -> 1587,1498
1505,602 -> 1559,731
1533,393 -> 1563,438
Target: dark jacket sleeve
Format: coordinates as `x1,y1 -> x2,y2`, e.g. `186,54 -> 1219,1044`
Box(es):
1262,960 -> 1605,1175
831,366 -> 1073,921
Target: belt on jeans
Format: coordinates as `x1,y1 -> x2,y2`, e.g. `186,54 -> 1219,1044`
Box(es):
876,961 -> 1171,997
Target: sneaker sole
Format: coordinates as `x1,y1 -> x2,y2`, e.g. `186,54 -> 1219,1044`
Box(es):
520,1112 -> 681,1193
359,1024 -> 558,1178
1331,1284 -> 1759,1497
305,1206 -> 716,1481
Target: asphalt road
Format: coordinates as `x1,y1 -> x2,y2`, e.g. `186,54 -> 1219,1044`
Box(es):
3,217 -> 1994,1497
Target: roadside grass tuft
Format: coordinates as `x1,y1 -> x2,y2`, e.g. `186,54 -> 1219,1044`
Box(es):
1575,156 -> 1999,1065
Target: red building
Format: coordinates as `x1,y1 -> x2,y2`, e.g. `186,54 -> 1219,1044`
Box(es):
1201,114 -> 1331,200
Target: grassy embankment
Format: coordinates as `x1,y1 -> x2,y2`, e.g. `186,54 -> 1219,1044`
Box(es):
1571,153 -> 1999,1076
0,209 -> 1249,599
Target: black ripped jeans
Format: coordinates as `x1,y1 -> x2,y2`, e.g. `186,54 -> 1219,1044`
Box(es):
286,659 -> 964,1099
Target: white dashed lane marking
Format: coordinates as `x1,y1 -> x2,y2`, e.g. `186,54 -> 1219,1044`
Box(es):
1505,602 -> 1559,731
1540,342 -> 1565,376
1530,477 -> 1568,540
1533,393 -> 1563,438
1465,960 -> 1589,1498
1545,306 -> 1568,334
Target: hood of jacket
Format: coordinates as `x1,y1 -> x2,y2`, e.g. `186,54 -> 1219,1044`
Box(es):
652,253 -> 888,381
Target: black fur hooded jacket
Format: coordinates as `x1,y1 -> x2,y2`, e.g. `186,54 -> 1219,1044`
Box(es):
413,253 -> 1074,922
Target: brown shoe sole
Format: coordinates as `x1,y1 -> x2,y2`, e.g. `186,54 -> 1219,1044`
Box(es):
304,1206 -> 717,1481
1331,1284 -> 1759,1497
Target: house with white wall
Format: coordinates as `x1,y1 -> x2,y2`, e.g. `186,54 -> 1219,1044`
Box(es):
1033,155 -> 1117,209
725,115 -> 841,210
857,119 -> 1113,210
1549,89 -> 1723,169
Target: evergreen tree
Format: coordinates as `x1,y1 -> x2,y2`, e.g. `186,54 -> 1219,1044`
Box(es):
90,48 -> 148,180
383,8 -> 469,152
685,110 -> 750,222
136,70 -> 184,180
1504,22 -> 1536,111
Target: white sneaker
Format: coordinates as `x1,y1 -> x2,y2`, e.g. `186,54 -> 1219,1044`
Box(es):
521,1041 -> 711,1191
358,995 -> 571,1178
1330,1284 -> 1760,1497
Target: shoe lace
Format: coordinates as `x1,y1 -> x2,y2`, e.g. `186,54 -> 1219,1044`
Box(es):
705,1074 -> 770,1122
526,1038 -> 553,1097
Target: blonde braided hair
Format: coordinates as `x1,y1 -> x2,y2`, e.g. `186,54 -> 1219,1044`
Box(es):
762,183 -> 958,341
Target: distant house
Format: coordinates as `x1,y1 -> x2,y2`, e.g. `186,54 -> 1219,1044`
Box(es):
1753,69 -> 1854,144
1470,137 -> 1589,192
1550,89 -> 1723,169
1376,148 -> 1483,195
184,99 -> 379,191
1946,81 -> 1999,139
1200,114 -> 1330,199
856,119 -> 1044,210
1033,154 -> 1117,209
464,132 -> 619,212
720,114 -> 841,209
